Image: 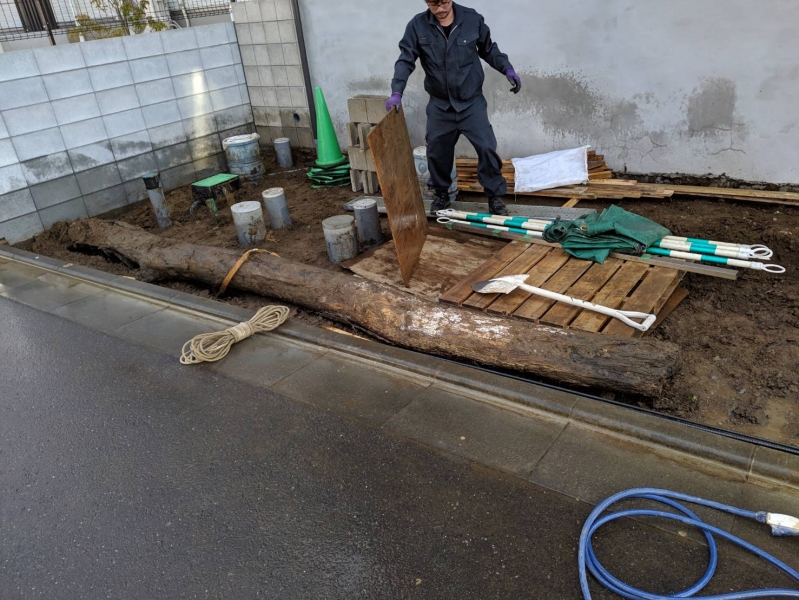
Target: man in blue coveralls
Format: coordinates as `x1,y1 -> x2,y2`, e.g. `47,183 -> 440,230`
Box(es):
387,0 -> 521,216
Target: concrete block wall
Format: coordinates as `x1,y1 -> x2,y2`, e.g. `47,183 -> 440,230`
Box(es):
0,22 -> 255,244
232,0 -> 314,149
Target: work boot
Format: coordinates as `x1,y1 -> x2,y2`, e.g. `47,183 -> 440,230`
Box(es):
488,196 -> 508,216
429,189 -> 451,215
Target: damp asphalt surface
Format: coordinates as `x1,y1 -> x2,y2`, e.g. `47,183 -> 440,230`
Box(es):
0,297 -> 793,599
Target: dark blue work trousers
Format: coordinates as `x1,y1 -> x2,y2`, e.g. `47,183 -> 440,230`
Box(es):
425,95 -> 507,199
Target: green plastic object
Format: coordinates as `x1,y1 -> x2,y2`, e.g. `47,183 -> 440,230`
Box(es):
193,173 -> 239,188
314,87 -> 346,167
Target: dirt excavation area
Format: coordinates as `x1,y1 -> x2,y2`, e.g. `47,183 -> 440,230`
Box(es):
31,149 -> 799,447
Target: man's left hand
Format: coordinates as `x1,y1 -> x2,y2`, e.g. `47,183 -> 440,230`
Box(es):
506,68 -> 521,94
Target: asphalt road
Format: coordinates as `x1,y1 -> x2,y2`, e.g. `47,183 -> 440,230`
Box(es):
0,297 -> 792,599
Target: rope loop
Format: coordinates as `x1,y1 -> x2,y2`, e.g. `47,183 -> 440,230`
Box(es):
180,305 -> 290,365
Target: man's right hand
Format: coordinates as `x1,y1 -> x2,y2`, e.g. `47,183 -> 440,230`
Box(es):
386,93 -> 403,112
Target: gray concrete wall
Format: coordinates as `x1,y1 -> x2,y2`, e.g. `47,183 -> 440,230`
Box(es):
231,0 -> 314,149
299,0 -> 799,184
0,22 -> 254,243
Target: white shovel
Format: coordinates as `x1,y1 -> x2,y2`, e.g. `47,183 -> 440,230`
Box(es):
471,274 -> 658,333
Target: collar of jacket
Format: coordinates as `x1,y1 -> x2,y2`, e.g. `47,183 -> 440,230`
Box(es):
425,2 -> 465,29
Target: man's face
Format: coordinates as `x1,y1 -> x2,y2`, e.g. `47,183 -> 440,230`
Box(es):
426,0 -> 453,22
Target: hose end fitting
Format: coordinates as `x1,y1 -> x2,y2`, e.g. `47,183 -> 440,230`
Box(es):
765,513 -> 799,536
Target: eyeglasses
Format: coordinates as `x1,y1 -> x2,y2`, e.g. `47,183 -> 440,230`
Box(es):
425,0 -> 452,7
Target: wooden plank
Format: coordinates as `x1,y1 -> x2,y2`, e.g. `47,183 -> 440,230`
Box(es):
570,262 -> 650,333
589,179 -> 638,187
643,287 -> 689,337
367,107 -> 428,286
459,182 -> 673,201
628,272 -> 684,339
463,245 -> 553,310
343,229 -> 504,302
653,272 -> 684,315
562,198 -> 581,208
439,240 -> 530,305
513,258 -> 594,321
602,267 -> 680,337
486,250 -> 570,315
666,184 -> 799,206
540,259 -> 624,327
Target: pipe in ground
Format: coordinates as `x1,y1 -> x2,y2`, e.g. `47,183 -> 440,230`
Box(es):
142,173 -> 172,229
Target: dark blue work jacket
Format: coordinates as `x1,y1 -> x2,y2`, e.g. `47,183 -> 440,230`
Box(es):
391,3 -> 512,111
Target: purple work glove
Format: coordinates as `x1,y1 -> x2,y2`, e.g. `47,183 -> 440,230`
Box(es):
386,92 -> 403,112
505,68 -> 521,94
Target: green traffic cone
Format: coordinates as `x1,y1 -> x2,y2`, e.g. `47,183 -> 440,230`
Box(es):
314,87 -> 346,167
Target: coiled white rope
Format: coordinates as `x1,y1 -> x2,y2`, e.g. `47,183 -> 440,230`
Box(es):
180,306 -> 290,365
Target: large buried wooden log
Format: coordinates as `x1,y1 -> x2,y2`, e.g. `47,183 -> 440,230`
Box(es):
67,219 -> 680,395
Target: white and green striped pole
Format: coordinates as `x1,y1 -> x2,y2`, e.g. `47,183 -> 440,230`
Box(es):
653,239 -> 773,260
662,236 -> 773,259
437,216 -> 544,239
436,209 -> 784,273
436,209 -> 551,233
645,247 -> 785,273
438,210 -> 775,259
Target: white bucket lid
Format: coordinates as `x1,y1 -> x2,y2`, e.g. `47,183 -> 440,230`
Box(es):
413,146 -> 427,158
231,201 -> 263,214
223,133 -> 261,150
273,137 -> 290,144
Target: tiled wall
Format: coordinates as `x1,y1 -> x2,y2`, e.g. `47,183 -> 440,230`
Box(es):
0,22 -> 255,244
231,0 -> 314,149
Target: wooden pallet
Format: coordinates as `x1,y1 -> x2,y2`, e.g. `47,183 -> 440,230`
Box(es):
440,242 -> 686,337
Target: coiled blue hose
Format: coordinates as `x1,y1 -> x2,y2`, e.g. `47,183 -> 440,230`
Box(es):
579,488 -> 799,599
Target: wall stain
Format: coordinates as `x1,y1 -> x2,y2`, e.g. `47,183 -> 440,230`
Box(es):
489,70 -> 604,138
346,68 -> 757,178
758,65 -> 799,103
22,154 -> 72,181
686,78 -> 737,138
607,99 -> 641,135
113,141 -> 153,157
69,154 -> 100,170
346,76 -> 390,94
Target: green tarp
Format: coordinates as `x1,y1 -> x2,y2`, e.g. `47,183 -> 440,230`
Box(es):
543,205 -> 671,263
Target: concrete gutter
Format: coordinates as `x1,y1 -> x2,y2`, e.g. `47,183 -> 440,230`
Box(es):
1,244 -> 797,490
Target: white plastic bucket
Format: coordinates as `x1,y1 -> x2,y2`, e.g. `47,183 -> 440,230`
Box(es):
223,133 -> 265,179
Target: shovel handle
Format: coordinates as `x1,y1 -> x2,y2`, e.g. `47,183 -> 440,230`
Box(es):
518,284 -> 657,332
